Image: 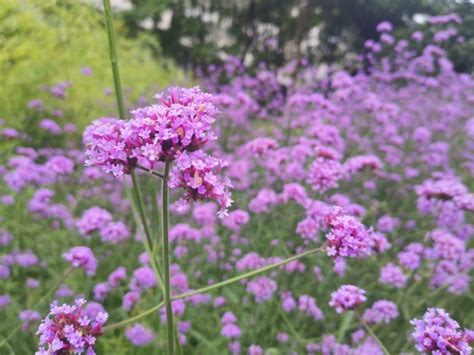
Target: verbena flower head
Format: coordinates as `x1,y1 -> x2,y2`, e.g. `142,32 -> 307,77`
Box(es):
84,87 -> 219,174
130,86 -> 219,161
329,285 -> 366,313
308,157 -> 342,192
125,323 -> 155,346
363,300 -> 399,324
379,263 -> 407,288
324,209 -> 372,261
411,308 -> 473,354
169,151 -> 233,217
83,87 -> 232,216
36,298 -> 108,355
63,246 -> 97,276
83,118 -> 129,177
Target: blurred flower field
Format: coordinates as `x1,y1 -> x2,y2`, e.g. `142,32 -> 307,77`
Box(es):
1,1 -> 474,354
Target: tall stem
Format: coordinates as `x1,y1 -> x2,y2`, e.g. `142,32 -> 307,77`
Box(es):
355,311 -> 390,355
162,161 -> 174,355
103,0 -> 125,120
102,0 -> 166,321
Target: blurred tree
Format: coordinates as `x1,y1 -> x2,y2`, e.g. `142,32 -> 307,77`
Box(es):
121,0 -> 474,71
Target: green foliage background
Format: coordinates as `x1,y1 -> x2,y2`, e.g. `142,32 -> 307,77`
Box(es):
0,0 -> 184,132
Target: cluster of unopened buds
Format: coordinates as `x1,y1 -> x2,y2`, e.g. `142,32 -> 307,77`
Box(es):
84,87 -> 232,217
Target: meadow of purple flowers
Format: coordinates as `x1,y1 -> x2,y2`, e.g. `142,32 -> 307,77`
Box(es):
1,10 -> 474,355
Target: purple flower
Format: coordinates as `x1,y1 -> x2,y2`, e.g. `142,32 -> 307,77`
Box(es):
244,137 -> 279,156
28,99 -> 44,111
93,282 -> 110,301
308,157 -> 342,192
324,209 -> 373,261
379,263 -> 407,288
222,209 -> 250,232
221,323 -> 242,339
169,150 -> 233,218
248,344 -> 264,355
99,221 -> 130,244
411,308 -> 473,354
376,21 -> 393,32
45,155 -> 74,175
83,118 -> 129,176
221,311 -> 237,324
122,291 -> 141,311
63,246 -> 98,276
130,266 -> 157,292
276,332 -> 289,343
36,299 -> 107,354
363,300 -> 399,324
81,66 -> 92,76
298,295 -> 324,320
107,266 -> 127,288
84,302 -> 106,319
19,309 -> 41,331
84,87 -> 220,175
246,276 -> 277,303
39,119 -> 62,135
0,294 -> 11,309
329,285 -> 366,313
125,324 -> 155,346
76,206 -> 113,236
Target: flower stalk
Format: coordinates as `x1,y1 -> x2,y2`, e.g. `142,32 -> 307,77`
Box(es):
104,246 -> 323,331
161,161 -> 174,354
355,310 -> 390,355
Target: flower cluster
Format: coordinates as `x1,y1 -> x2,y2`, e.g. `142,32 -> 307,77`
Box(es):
169,151 -> 233,217
84,87 -> 217,173
125,323 -> 155,346
329,285 -> 367,313
36,299 -> 108,355
324,210 -> 373,261
411,308 -> 473,354
220,311 -> 242,339
63,246 -> 97,276
363,300 -> 399,324
84,87 -> 232,216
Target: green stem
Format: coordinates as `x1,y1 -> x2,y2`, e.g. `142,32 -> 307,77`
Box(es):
103,246 -> 323,333
355,311 -> 390,355
337,310 -> 355,343
103,301 -> 165,332
173,246 -> 323,301
162,161 -> 174,355
102,0 -> 167,333
124,178 -> 165,294
130,171 -> 153,249
103,0 -> 125,120
278,307 -> 305,343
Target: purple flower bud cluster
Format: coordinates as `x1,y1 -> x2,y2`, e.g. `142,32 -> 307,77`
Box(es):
246,276 -> 277,303
75,206 -> 130,243
125,323 -> 155,346
411,308 -> 473,354
84,87 -> 232,216
36,299 -> 108,355
169,150 -> 233,217
329,285 -> 366,313
220,311 -> 242,339
324,209 -> 373,261
363,300 -> 399,324
63,246 -> 97,276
